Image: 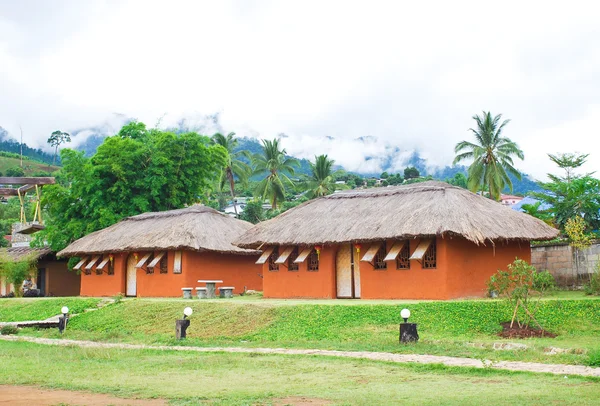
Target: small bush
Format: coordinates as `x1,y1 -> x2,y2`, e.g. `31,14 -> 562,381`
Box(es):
113,293 -> 124,304
584,264 -> 600,296
586,348 -> 600,367
0,325 -> 18,335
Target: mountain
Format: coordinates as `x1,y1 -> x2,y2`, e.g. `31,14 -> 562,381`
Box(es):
0,126 -> 56,165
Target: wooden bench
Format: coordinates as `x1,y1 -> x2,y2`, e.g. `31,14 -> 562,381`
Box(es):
195,287 -> 207,299
181,287 -> 193,299
219,287 -> 235,298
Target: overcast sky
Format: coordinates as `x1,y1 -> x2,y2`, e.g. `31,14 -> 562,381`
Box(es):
1,0 -> 599,179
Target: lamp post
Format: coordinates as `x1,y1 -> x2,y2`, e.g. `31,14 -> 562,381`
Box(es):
58,306 -> 69,334
399,308 -> 418,343
176,307 -> 193,339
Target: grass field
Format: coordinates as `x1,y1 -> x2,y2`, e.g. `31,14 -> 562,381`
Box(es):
0,156 -> 59,175
1,340 -> 599,405
3,295 -> 599,366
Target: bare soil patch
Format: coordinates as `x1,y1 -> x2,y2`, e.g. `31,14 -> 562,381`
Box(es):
498,322 -> 557,339
0,385 -> 166,406
271,397 -> 332,406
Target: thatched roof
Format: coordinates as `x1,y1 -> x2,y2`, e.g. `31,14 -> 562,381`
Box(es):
58,205 -> 260,257
0,247 -> 52,262
235,181 -> 559,248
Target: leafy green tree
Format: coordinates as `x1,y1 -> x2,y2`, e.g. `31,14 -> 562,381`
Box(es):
446,172 -> 468,188
0,252 -> 38,297
534,153 -> 599,232
211,132 -> 251,216
453,111 -> 524,200
251,139 -> 299,210
37,122 -> 227,252
403,166 -> 420,180
47,130 -> 72,166
306,155 -> 337,198
380,171 -> 389,179
239,200 -> 265,224
520,201 -> 553,226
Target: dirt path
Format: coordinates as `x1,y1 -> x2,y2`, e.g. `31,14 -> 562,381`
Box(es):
0,385 -> 166,406
2,335 -> 600,377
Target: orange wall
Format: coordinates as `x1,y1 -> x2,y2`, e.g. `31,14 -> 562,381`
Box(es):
38,259 -> 81,296
80,251 -> 262,297
444,237 -> 531,298
263,246 -> 336,299
360,238 -> 449,299
80,253 -> 127,297
262,237 -> 532,300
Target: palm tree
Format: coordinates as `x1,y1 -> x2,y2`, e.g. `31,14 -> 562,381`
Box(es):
453,111 -> 524,200
306,155 -> 336,198
252,139 -> 299,210
211,132 -> 251,216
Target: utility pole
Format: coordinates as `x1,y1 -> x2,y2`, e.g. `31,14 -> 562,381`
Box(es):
19,126 -> 23,167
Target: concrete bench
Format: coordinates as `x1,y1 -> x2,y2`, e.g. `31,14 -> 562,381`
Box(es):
195,287 -> 207,299
181,287 -> 193,299
219,287 -> 235,298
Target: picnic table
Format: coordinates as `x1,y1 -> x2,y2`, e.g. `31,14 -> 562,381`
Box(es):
197,280 -> 223,299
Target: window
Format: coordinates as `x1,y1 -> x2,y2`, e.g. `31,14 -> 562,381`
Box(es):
288,247 -> 299,271
308,249 -> 319,271
173,251 -> 182,274
160,254 -> 168,274
374,242 -> 387,270
423,240 -> 436,269
269,247 -> 279,271
107,259 -> 114,276
396,242 -> 410,270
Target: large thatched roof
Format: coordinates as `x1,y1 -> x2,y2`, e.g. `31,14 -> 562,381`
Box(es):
58,205 -> 260,257
235,181 -> 559,248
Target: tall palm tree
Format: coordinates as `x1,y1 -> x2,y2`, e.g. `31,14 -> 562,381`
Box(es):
306,154 -> 336,198
252,139 -> 299,210
211,132 -> 251,215
453,111 -> 524,200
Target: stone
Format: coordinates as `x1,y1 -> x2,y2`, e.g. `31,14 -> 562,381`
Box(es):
492,342 -> 528,351
544,346 -> 569,355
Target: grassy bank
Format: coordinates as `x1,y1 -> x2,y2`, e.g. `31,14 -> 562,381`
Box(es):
0,340 -> 598,405
0,298 -> 101,322
3,296 -> 599,366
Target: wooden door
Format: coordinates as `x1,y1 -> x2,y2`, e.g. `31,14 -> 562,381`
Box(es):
353,253 -> 361,299
336,244 -> 353,298
0,276 -> 6,296
126,255 -> 137,297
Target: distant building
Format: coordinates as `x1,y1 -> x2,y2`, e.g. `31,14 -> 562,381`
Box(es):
500,194 -> 523,206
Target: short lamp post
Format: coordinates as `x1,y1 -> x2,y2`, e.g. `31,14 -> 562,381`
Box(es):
399,308 -> 419,343
58,306 -> 69,334
176,307 -> 193,340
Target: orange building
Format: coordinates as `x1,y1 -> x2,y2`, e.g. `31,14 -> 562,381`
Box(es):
58,206 -> 262,297
235,181 -> 559,300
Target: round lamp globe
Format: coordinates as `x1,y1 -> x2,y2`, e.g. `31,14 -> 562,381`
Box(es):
183,307 -> 193,317
61,306 -> 69,315
400,308 -> 410,320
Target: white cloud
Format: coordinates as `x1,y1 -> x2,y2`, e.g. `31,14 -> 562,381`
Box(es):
0,0 -> 599,179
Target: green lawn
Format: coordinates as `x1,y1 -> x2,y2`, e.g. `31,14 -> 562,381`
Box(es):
0,340 -> 598,405
3,295 -> 599,366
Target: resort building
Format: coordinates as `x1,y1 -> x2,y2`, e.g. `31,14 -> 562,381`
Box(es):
234,181 -> 559,300
58,205 -> 262,297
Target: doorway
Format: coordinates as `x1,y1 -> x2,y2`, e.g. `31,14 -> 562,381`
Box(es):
126,255 -> 137,297
336,244 -> 360,298
36,268 -> 46,296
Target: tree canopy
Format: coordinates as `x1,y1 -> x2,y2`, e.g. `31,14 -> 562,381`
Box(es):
38,122 -> 226,252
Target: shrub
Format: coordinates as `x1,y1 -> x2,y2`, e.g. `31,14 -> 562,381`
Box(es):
586,348 -> 600,367
487,258 -> 554,329
0,325 -> 18,335
113,293 -> 124,304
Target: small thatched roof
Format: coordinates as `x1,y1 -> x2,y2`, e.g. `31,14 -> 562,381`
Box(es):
0,247 -> 52,262
58,205 -> 260,257
235,181 -> 559,248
